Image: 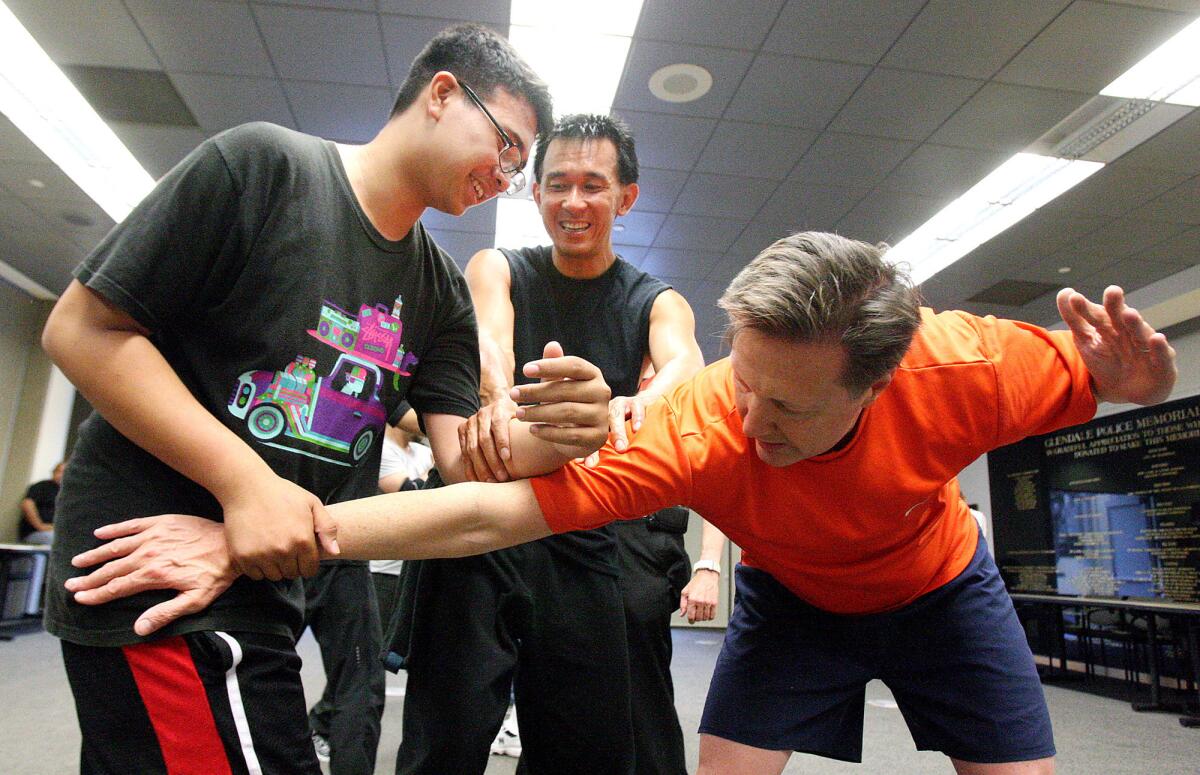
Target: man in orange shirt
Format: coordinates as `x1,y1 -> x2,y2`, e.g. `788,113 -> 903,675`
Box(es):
69,232 -> 1177,775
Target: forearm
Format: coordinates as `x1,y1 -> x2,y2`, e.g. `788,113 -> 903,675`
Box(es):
498,421 -> 580,479
639,352 -> 703,405
329,479 -> 551,560
478,331 -> 515,404
21,500 -> 51,532
697,519 -> 728,562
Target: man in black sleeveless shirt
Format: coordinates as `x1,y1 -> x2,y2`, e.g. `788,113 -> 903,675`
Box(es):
393,115 -> 714,775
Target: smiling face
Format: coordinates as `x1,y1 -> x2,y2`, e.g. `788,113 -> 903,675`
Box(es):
533,138 -> 638,265
729,328 -> 892,467
435,81 -> 537,215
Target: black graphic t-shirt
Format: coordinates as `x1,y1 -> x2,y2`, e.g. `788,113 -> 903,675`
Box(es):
46,123 -> 479,647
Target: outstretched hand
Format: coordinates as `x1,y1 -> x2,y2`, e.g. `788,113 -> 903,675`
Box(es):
1056,285 -> 1177,406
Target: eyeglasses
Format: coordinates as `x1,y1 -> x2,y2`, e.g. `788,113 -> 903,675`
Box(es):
458,80 -> 525,194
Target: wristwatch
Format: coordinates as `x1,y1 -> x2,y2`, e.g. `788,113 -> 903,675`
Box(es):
692,559 -> 721,575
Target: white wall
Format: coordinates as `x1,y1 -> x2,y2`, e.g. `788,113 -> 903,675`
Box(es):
0,283 -> 55,542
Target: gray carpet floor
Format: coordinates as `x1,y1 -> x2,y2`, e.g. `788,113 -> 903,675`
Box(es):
2,626 -> 1196,774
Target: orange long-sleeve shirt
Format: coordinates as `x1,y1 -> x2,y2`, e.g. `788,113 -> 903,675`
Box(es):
531,309 -> 1097,614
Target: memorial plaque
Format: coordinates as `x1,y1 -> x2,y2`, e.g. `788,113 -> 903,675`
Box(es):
990,394 -> 1200,604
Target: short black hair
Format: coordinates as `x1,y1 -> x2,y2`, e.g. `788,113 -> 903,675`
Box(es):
533,114 -> 639,185
390,25 -> 553,138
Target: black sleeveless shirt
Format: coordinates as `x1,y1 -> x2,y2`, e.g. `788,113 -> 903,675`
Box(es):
502,245 -> 668,573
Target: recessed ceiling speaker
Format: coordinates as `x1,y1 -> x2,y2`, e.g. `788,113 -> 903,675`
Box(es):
649,63 -> 712,103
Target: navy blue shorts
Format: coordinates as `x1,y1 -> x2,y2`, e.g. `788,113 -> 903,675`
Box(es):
699,533 -> 1055,764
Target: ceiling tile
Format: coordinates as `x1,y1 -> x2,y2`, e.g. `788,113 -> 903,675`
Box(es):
23,197 -> 115,247
171,73 -> 297,133
639,248 -> 723,279
613,41 -> 754,118
381,16 -> 504,90
1127,225 -> 1200,271
830,68 -> 982,142
611,211 -> 667,247
789,132 -> 915,190
254,5 -> 390,86
653,214 -> 745,251
1044,162 -> 1192,219
612,245 -> 649,266
1136,176 -> 1200,225
996,1 -> 1196,93
255,0 -> 376,11
705,254 -> 753,288
695,122 -> 817,180
635,0 -> 784,49
631,167 -> 689,214
756,181 -> 870,231
109,123 -> 208,180
879,143 -> 1010,200
725,219 -> 803,264
0,115 -> 47,164
1009,250 -> 1113,285
377,0 -> 511,26
126,0 -> 276,78
1117,108 -> 1200,175
960,208 -> 1110,269
725,54 -> 869,130
421,199 -> 498,235
0,160 -> 93,204
763,0 -> 926,65
1069,215 -> 1192,261
0,227 -> 84,294
283,81 -> 395,142
671,174 -> 776,220
928,82 -> 1090,154
882,0 -> 1070,79
836,190 -> 943,244
1079,254 -> 1189,295
612,111 -> 717,171
4,0 -> 159,69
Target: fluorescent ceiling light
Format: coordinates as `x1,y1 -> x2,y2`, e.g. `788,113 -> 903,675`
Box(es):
1101,15 -> 1200,106
496,0 -> 644,247
0,0 -> 153,222
887,153 -> 1103,284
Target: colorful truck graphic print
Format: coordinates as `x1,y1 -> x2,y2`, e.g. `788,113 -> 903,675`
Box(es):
308,295 -> 418,376
227,294 -> 417,467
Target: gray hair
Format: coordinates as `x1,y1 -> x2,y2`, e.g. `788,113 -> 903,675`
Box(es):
718,231 -> 922,394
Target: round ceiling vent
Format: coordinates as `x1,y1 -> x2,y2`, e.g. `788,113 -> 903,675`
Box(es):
648,63 -> 712,103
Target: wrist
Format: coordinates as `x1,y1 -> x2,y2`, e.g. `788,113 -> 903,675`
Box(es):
692,559 -> 721,576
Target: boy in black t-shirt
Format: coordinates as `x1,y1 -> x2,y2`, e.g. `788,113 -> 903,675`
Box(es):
41,25 -> 610,775
19,461 -> 63,544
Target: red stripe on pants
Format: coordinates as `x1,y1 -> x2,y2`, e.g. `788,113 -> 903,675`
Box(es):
124,636 -> 235,775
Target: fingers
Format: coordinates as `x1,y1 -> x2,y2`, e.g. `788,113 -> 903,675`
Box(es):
92,517 -> 157,541
512,378 -> 610,407
584,451 -> 600,468
524,422 -> 608,449
65,554 -> 146,597
519,354 -> 604,385
312,503 -> 340,559
630,398 -> 646,433
608,397 -> 630,452
478,414 -> 509,482
71,533 -> 144,569
1056,287 -> 1098,339
134,589 -> 218,637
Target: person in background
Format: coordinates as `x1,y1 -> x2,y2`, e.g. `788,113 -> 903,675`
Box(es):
20,460 -> 63,545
